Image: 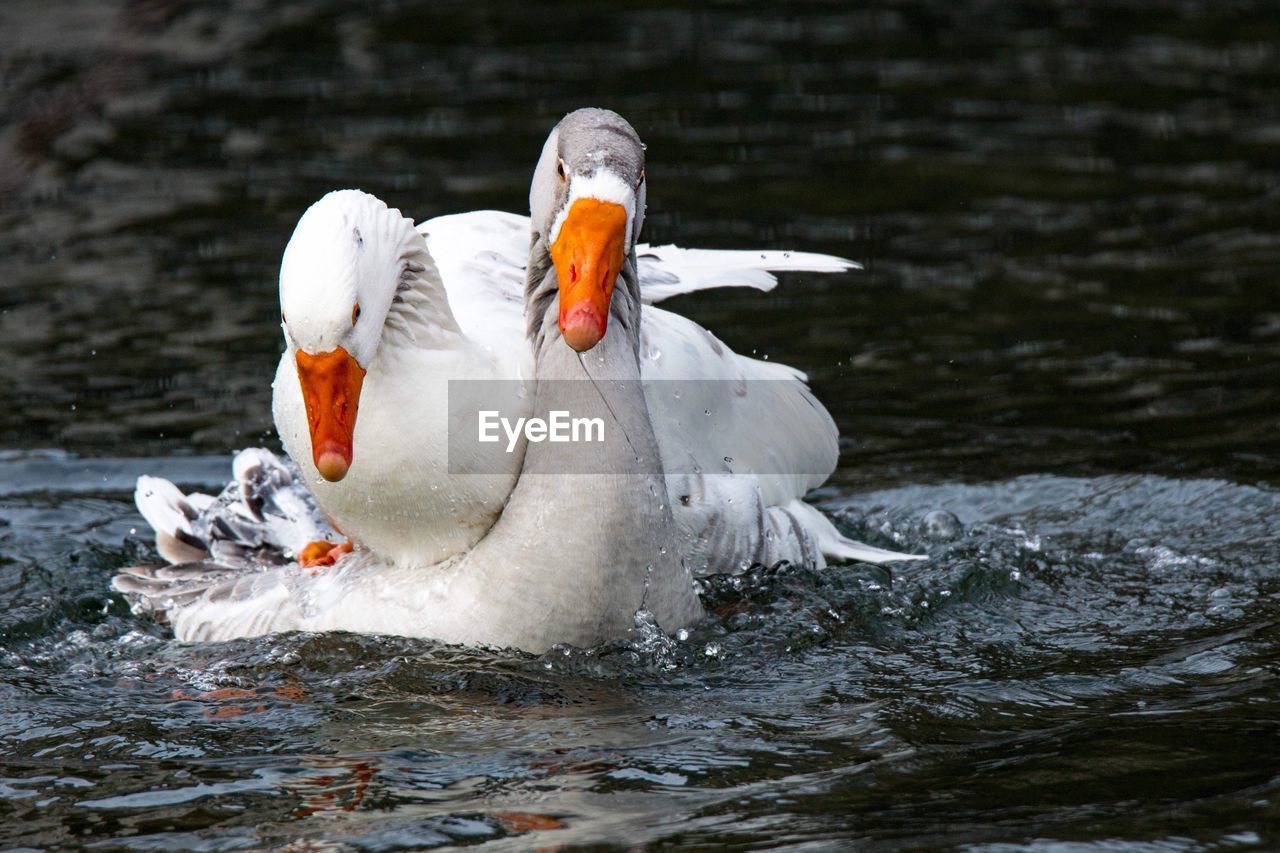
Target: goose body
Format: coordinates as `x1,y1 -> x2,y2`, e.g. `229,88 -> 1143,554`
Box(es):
116,109 -> 922,651
269,194 -> 909,576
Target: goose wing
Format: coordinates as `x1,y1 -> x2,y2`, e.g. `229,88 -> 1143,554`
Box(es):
639,308 -> 924,572
113,448 -> 335,636
417,210 -> 858,339
640,306 -> 837,507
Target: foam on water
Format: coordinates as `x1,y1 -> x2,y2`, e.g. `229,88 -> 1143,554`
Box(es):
3,0 -> 1280,846
2,454 -> 1278,847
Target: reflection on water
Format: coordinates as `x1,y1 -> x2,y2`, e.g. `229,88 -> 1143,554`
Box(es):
3,458 -> 1278,848
2,0 -> 1279,848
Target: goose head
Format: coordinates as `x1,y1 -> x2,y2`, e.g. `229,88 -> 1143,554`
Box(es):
530,108 -> 647,352
278,190 -> 435,482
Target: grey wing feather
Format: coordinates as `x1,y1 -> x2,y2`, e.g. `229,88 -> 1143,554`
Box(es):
117,448 -> 335,623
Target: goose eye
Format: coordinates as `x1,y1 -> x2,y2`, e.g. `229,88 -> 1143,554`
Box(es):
556,159 -> 566,182
351,303 -> 361,325
636,170 -> 645,189
281,312 -> 286,324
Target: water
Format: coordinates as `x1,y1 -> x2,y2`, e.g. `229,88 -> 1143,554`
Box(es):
3,0 -> 1279,848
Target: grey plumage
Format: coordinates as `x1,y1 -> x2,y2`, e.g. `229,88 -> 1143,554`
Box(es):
115,448 -> 337,618
526,108 -> 648,352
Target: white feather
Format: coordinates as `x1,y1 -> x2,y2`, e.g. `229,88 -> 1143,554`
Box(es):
117,190 -> 922,648
636,245 -> 860,302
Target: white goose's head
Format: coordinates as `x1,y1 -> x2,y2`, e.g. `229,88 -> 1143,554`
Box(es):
278,189 -> 439,482
530,108 -> 647,352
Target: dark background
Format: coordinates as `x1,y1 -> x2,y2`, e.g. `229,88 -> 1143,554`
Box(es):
2,2 -> 1279,848
4,0 -> 1277,489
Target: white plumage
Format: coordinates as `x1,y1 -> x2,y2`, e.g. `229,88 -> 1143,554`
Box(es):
116,109 -> 923,651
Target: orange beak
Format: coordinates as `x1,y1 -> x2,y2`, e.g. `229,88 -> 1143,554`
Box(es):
295,347 -> 366,482
549,198 -> 628,352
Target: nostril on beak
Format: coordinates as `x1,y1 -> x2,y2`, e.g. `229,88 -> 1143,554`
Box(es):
569,262 -> 578,284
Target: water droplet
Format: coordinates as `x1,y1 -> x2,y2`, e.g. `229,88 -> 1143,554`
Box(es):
723,456 -> 733,464
921,509 -> 963,541
704,409 -> 711,416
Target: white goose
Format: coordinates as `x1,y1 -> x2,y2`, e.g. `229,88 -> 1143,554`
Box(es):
265,190 -> 866,574
116,109 -> 921,651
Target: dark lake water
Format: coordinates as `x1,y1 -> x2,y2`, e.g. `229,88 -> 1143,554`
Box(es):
3,0 -> 1279,848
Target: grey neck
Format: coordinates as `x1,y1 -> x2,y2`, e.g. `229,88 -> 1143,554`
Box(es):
521,253 -> 656,473
448,242 -> 701,650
